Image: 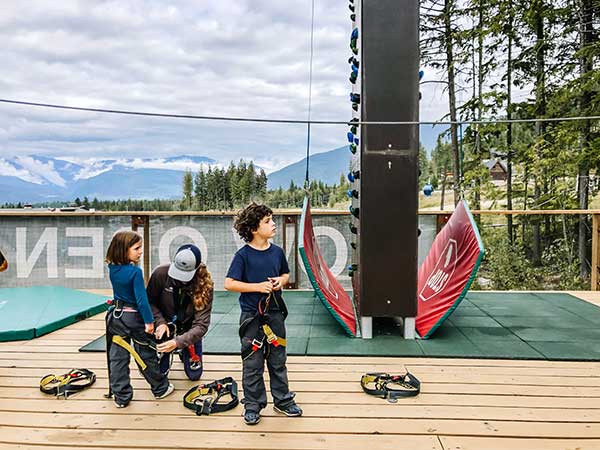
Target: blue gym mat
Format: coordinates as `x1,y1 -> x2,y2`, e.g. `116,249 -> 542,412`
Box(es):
0,286 -> 109,341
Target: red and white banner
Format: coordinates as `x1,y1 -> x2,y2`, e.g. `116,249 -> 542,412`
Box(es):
299,197 -> 358,336
416,200 -> 484,338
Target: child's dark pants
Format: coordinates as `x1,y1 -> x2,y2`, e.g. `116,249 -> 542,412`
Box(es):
239,309 -> 296,413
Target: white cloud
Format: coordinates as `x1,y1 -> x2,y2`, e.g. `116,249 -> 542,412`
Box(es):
0,159 -> 44,184
15,156 -> 67,186
69,156 -> 216,180
119,158 -> 215,172
0,1 -> 448,168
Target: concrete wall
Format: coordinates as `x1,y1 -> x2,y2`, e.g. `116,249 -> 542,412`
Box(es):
0,213 -> 436,289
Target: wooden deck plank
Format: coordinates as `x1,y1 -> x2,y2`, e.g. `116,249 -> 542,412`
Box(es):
3,353 -> 599,378
0,427 -> 443,450
439,436 -> 600,450
3,366 -> 600,388
4,375 -> 600,397
4,386 -> 600,409
5,376 -> 600,399
0,412 -> 598,439
0,398 -> 598,422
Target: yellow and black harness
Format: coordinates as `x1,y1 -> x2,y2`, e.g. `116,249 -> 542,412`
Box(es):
104,299 -> 158,398
183,377 -> 239,415
40,368 -> 96,398
239,293 -> 288,360
360,372 -> 420,403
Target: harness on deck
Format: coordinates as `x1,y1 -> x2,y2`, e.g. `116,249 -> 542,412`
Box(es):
360,372 -> 421,403
40,368 -> 96,398
239,293 -> 288,360
183,377 -> 239,415
104,299 -> 157,399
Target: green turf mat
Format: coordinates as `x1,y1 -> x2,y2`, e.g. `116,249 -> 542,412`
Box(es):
79,335 -> 106,352
0,286 -> 108,342
309,323 -> 349,337
76,291 -> 600,361
527,341 -> 600,360
493,314 -> 596,328
511,327 -> 600,342
417,326 -> 485,358
458,327 -> 546,359
307,336 -> 424,356
450,306 -> 488,317
448,315 -> 503,328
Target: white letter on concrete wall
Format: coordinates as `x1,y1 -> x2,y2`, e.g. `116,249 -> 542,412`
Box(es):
16,227 -> 58,278
65,227 -> 104,278
297,226 -> 348,278
158,227 -> 208,266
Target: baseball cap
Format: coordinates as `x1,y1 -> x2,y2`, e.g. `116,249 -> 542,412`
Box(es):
168,244 -> 202,282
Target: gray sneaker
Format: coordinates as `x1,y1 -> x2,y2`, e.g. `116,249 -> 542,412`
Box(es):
155,383 -> 175,399
114,399 -> 129,408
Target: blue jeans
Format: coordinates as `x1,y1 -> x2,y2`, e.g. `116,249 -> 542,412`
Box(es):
159,339 -> 203,381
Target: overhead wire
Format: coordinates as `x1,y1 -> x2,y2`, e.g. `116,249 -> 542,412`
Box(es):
0,98 -> 599,126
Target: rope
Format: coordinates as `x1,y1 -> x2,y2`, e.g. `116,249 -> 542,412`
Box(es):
304,0 -> 316,190
2,98 -> 598,126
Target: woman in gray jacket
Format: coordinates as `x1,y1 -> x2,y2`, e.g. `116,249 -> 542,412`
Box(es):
147,244 -> 213,381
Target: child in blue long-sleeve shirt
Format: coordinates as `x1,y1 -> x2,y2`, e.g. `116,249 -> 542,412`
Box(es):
105,231 -> 173,408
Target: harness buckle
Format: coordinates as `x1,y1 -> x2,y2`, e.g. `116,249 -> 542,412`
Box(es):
386,393 -> 398,403
196,398 -> 213,416
251,339 -> 263,351
263,324 -> 281,347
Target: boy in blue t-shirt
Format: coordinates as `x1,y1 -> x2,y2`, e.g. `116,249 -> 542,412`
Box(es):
225,202 -> 303,425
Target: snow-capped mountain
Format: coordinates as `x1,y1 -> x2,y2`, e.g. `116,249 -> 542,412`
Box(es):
0,155 -> 215,203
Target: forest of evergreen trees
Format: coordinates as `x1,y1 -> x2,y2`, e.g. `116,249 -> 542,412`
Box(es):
181,159 -> 351,210
420,0 -> 600,287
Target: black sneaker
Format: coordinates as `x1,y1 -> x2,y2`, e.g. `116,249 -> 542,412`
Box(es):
243,410 -> 261,425
274,403 -> 303,417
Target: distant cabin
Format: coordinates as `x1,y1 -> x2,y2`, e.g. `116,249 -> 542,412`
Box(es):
483,159 -> 508,182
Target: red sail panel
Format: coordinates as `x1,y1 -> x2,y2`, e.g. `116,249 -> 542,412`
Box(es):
299,197 -> 357,336
416,200 -> 484,338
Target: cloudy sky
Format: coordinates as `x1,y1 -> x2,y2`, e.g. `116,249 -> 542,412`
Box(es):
0,0 -> 450,172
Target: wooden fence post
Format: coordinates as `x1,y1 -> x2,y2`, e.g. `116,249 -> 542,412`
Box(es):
131,215 -> 150,284
592,214 -> 600,291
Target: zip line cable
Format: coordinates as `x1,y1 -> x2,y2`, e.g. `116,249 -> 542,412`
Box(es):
1,98 -> 599,126
304,0 -> 316,190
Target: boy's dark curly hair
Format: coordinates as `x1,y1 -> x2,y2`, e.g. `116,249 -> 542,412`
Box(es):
234,202 -> 273,242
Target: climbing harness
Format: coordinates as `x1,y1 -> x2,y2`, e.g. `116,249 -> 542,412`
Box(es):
171,285 -> 203,369
183,377 -> 239,415
239,293 -> 288,361
104,299 -> 157,399
40,368 -> 96,398
159,283 -> 204,373
187,341 -> 202,370
360,372 -> 420,403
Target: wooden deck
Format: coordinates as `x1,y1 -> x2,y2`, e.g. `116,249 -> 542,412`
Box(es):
1,292 -> 600,449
